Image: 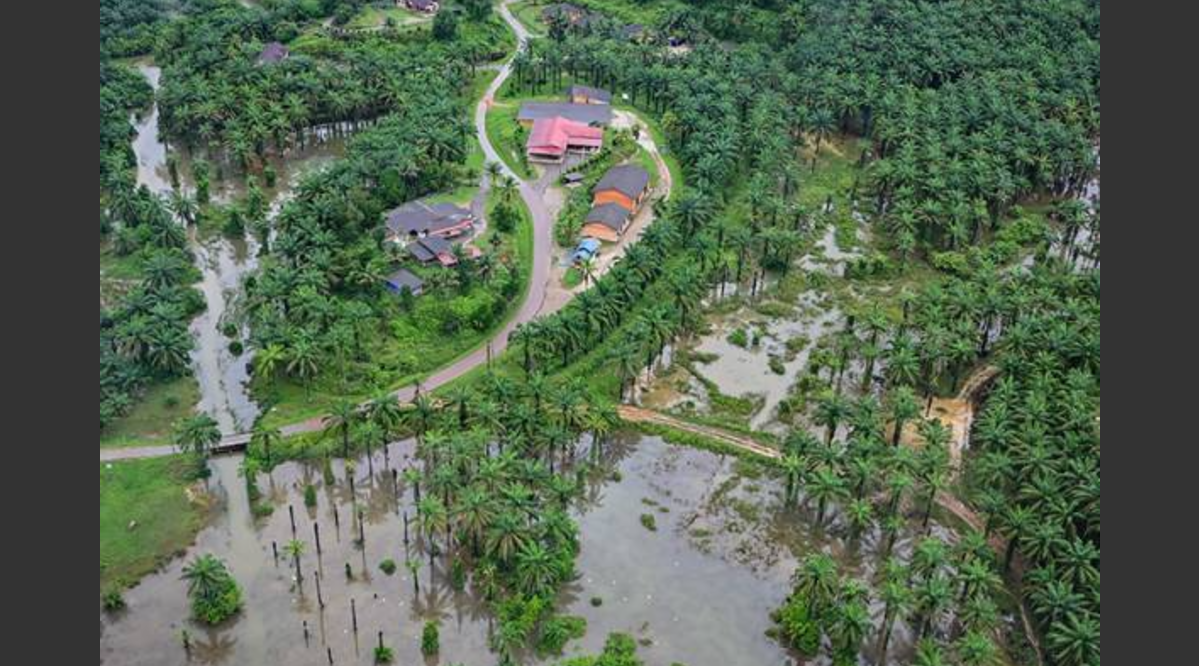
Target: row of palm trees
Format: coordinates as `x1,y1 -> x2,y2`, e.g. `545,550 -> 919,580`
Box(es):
242,369 -> 619,662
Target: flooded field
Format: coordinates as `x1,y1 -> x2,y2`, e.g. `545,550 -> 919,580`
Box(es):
100,435 -> 950,666
130,61 -> 347,433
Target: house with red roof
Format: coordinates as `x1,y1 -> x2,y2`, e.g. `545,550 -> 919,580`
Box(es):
526,117 -> 605,163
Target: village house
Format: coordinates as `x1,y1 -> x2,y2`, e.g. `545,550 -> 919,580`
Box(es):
408,236 -> 459,267
526,117 -> 605,163
385,268 -> 425,296
517,102 -> 613,128
582,203 -> 634,243
593,164 -> 651,211
385,201 -> 475,244
567,85 -> 613,106
257,42 -> 290,65
581,165 -> 651,243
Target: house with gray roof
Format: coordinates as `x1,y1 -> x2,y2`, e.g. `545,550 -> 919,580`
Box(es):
385,268 -> 425,296
567,85 -> 613,106
517,102 -> 613,128
385,201 -> 475,243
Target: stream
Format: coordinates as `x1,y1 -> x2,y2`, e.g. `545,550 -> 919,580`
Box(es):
132,61 -> 345,435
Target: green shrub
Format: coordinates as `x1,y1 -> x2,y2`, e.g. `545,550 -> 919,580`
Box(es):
374,645 -> 394,664
537,615 -> 587,656
421,621 -> 440,656
727,328 -> 750,348
102,588 -> 126,612
380,559 -> 398,576
640,514 -> 658,532
304,484 -> 318,508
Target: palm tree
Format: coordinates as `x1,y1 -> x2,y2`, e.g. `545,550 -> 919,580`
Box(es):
175,415 -> 222,459
325,402 -> 358,459
1047,611 -> 1100,666
487,511 -> 528,564
846,498 -> 874,538
889,386 -> 921,447
367,393 -> 404,440
515,542 -> 559,597
182,555 -> 228,602
955,631 -> 998,666
809,467 -> 847,526
792,554 -> 839,618
912,639 -> 946,666
254,344 -> 287,382
454,489 -> 495,555
815,393 -> 852,446
876,575 -> 913,665
251,423 -> 282,467
781,454 -> 805,506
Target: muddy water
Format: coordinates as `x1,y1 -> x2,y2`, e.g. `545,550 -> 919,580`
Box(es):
132,61 -> 345,433
102,435 -> 946,666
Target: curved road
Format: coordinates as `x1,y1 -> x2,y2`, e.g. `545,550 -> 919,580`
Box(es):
102,2 -> 609,462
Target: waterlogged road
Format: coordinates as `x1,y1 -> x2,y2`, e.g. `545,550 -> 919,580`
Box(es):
102,1 -> 668,462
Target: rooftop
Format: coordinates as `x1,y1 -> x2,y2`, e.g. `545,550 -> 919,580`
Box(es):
518,103 -> 613,126
386,268 -> 425,293
595,165 -> 651,200
585,203 -> 633,233
568,85 -> 613,104
386,201 -> 473,237
528,117 -> 605,157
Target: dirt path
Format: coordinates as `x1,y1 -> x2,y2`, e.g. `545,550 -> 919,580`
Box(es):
619,406 -> 781,459
901,365 -> 1000,470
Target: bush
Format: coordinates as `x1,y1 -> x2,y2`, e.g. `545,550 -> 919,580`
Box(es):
184,555 -> 243,626
374,645 -> 395,664
537,615 -> 588,656
727,328 -> 750,349
421,621 -> 440,656
640,514 -> 658,532
380,559 -> 398,576
304,484 -> 318,508
102,588 -> 126,612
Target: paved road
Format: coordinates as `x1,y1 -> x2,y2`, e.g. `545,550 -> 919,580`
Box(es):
101,2 -> 552,463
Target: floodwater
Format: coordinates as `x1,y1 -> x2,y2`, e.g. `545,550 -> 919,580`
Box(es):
670,291 -> 845,432
100,435 -> 951,666
131,61 -> 346,433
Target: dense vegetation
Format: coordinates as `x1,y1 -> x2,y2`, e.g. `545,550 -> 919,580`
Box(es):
497,1 -> 1100,664
153,0 -> 510,168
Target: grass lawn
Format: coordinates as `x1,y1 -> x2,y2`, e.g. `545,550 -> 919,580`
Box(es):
100,456 -> 208,590
101,376 -> 200,449
509,0 -> 549,36
346,5 -> 428,31
485,102 -> 535,180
